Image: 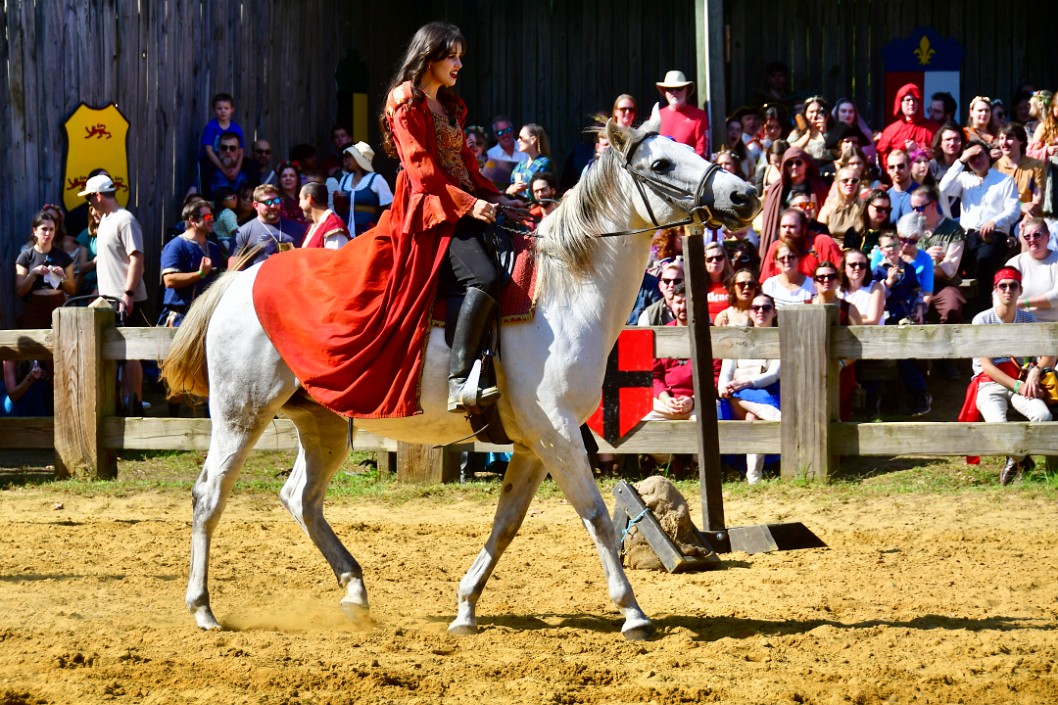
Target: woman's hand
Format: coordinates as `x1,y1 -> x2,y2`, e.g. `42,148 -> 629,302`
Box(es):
470,199 -> 498,223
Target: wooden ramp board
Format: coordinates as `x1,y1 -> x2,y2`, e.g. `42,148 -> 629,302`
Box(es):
611,481 -> 721,574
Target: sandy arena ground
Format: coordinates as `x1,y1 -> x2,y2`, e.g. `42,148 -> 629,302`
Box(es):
1,483 -> 1056,704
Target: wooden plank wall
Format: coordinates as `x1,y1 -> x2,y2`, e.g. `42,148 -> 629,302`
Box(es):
0,0 -> 699,328
725,0 -> 1055,131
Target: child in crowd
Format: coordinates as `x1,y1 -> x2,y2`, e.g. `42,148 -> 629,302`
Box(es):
212,186 -> 239,256
872,233 -> 925,324
200,92 -> 244,189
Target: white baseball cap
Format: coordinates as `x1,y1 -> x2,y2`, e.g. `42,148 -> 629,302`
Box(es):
77,174 -> 116,197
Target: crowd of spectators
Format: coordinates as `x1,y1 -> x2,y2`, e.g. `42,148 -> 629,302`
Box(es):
6,66 -> 1058,485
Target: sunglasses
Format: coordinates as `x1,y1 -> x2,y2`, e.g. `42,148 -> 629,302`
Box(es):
734,280 -> 756,288
996,282 -> 1021,291
880,243 -> 898,250
815,273 -> 838,282
793,201 -> 814,211
257,197 -> 282,206
660,277 -> 684,285
751,304 -> 774,312
198,212 -> 214,222
616,106 -> 635,112
786,159 -> 805,167
911,203 -> 931,212
868,203 -> 892,211
495,127 -> 514,136
846,261 -> 868,269
839,177 -> 860,184
888,162 -> 908,170
1022,232 -> 1047,240
219,144 -> 239,152
899,237 -> 920,244
705,255 -> 725,263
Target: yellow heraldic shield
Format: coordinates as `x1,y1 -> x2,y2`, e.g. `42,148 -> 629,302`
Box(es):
63,103 -> 131,211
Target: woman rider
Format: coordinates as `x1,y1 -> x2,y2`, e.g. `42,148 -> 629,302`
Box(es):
379,22 -> 522,412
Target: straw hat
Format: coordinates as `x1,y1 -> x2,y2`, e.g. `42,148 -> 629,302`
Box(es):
342,142 -> 376,173
656,70 -> 694,91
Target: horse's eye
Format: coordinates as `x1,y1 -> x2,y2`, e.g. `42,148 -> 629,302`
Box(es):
651,159 -> 673,173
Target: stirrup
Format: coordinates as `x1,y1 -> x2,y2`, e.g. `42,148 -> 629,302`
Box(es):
448,361 -> 501,413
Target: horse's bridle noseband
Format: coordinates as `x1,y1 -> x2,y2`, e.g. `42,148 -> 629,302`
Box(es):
598,131 -> 723,238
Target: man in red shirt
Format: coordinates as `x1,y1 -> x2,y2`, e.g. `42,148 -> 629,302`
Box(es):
655,70 -> 710,158
759,208 -> 842,280
876,83 -> 940,171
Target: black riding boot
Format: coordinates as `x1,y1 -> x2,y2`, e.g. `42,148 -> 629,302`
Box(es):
448,287 -> 501,413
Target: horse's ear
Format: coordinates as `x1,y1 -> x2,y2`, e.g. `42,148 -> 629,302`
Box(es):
604,118 -> 628,155
642,102 -> 662,133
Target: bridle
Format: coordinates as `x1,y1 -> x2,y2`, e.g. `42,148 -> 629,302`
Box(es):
599,131 -> 724,237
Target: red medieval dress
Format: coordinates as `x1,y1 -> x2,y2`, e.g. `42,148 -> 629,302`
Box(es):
252,81 -> 500,418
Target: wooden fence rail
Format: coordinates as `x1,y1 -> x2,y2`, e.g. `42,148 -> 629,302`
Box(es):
2,307 -> 1058,480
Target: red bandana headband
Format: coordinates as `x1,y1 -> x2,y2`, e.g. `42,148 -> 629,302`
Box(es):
994,267 -> 1022,287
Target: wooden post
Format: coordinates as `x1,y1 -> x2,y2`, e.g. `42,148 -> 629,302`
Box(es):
396,441 -> 462,484
778,305 -> 836,481
683,232 -> 726,536
52,306 -> 117,479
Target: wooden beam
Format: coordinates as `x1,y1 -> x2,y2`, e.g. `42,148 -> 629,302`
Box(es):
832,421 -> 1058,456
102,327 -> 174,361
52,307 -> 116,479
0,418 -> 54,448
779,305 -> 836,481
833,322 -> 1058,360
0,329 -> 51,360
396,442 -> 464,484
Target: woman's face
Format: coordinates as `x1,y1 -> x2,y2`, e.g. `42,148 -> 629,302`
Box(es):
613,99 -> 636,128
516,127 -> 537,156
846,155 -> 866,177
733,273 -> 759,302
837,102 -> 856,125
716,153 -> 738,175
465,132 -> 485,157
970,100 -> 992,129
910,155 -> 930,183
814,266 -> 839,293
836,169 -> 860,197
279,168 -> 298,192
764,117 -> 783,139
727,120 -> 742,147
705,247 -> 726,278
784,156 -> 806,184
750,296 -> 776,326
866,198 -> 891,227
805,101 -> 826,131
775,246 -> 799,273
426,43 -> 464,89
1022,224 -> 1050,258
844,254 -> 869,283
33,218 -> 57,248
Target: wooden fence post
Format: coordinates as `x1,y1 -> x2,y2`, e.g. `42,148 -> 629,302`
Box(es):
778,305 -> 837,481
52,306 -> 117,479
396,442 -> 463,484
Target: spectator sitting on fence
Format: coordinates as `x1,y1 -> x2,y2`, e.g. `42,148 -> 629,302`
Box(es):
637,259 -> 684,326
714,268 -> 761,327
1009,218 -> 1058,322
959,267 -> 1054,485
762,240 -> 815,308
759,206 -> 841,280
1,360 -> 49,417
15,209 -> 77,330
158,198 -> 222,328
718,293 -> 781,484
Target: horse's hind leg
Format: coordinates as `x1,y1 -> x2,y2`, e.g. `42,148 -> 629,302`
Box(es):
186,397 -> 290,630
449,446 -> 547,635
534,431 -> 654,641
278,394 -> 368,623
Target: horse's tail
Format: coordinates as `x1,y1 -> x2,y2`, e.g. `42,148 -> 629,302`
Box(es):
160,270 -> 239,399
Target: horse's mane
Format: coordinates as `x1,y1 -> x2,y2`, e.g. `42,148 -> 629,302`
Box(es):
534,145 -> 630,289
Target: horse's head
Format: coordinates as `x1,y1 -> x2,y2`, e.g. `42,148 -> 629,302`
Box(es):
605,118 -> 760,232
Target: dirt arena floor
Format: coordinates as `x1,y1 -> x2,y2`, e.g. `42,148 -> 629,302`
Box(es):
1,480 -> 1057,705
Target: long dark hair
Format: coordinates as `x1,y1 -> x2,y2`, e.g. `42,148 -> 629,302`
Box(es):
379,22 -> 467,158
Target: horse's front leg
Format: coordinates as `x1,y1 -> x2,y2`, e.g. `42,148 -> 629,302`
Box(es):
535,431 -> 655,641
449,446 -> 547,635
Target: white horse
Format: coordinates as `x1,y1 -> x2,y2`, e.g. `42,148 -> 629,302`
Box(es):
162,119 -> 759,641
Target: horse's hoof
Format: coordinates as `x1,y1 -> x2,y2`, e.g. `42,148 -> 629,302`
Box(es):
447,619 -> 478,636
191,606 -> 222,631
340,599 -> 372,627
621,617 -> 656,641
